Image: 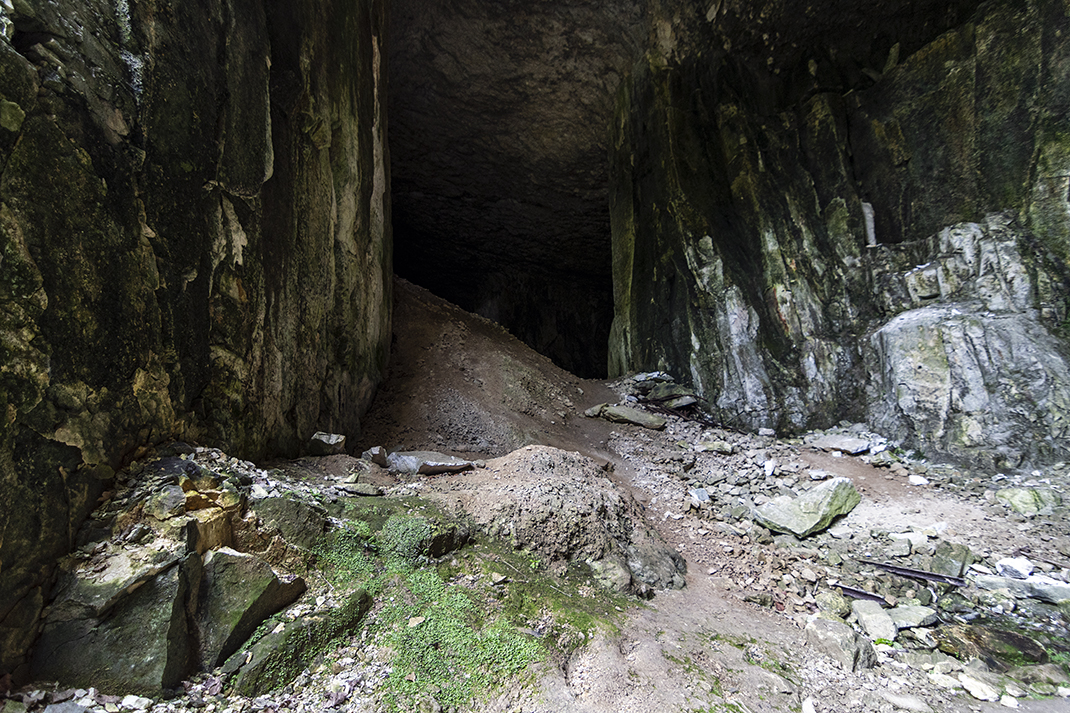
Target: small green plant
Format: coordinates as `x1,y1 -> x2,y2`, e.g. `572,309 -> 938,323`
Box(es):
315,523 -> 375,588
376,567 -> 542,710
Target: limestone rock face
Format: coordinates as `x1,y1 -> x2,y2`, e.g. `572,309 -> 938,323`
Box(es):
0,0 -> 390,677
609,0 -> 1070,469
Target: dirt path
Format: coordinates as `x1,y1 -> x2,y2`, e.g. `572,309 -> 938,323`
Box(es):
358,280 -> 1067,712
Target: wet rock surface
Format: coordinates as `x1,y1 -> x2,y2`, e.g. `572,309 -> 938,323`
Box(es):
0,0 -> 391,675
6,283 -> 1070,713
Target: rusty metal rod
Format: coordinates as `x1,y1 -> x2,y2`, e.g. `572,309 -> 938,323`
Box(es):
856,558 -> 966,588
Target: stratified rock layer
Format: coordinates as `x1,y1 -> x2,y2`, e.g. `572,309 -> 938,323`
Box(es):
0,0 -> 389,677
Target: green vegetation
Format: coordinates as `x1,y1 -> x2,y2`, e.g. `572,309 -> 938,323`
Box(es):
308,503 -> 627,711
374,568 -> 541,710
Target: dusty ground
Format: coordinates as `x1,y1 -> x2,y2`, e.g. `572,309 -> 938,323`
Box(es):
356,280 -> 1070,713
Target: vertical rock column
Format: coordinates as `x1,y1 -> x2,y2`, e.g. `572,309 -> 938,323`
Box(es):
0,0 -> 390,679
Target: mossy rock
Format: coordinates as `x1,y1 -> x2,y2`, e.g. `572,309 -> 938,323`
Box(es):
224,588 -> 372,696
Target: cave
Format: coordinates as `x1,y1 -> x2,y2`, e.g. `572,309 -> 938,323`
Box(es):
4,0 -> 1070,683
386,0 -> 985,378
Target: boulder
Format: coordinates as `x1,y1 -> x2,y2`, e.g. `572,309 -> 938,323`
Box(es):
31,555 -> 202,694
996,488 -> 1062,517
225,589 -> 372,696
996,557 -> 1035,579
361,446 -> 389,467
805,618 -> 877,671
852,600 -> 898,642
973,573 -> 1070,604
308,432 -> 346,456
808,434 -> 871,455
935,624 -> 1049,671
197,549 -> 307,668
754,477 -> 861,537
584,404 -> 667,430
931,541 -> 973,578
889,605 -> 938,629
386,451 -> 475,475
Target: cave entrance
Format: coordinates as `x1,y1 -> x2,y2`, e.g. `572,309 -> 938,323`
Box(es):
385,0 -> 645,379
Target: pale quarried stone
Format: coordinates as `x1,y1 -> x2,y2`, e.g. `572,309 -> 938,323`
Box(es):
996,557 -> 1035,579
754,477 -> 861,537
889,605 -> 938,629
973,573 -> 1070,604
308,432 -> 346,456
959,674 -> 1000,701
808,434 -> 871,455
851,600 -> 897,642
805,618 -> 877,671
386,450 -> 475,475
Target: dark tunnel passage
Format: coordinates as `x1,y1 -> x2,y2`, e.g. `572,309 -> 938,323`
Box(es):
386,0 -> 645,378
385,0 -> 986,379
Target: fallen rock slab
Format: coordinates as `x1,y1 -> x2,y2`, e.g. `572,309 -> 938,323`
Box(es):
753,477 -> 861,537
31,555 -> 203,694
959,673 -> 1000,702
225,589 -> 373,696
889,605 -> 938,629
805,618 -> 877,671
386,450 -> 475,475
935,624 -> 1049,671
198,548 -> 307,668
808,434 -> 871,455
584,403 -> 667,430
973,573 -> 1070,604
852,600 -> 897,642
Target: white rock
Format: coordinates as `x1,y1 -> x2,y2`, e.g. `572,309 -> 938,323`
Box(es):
889,605 -> 938,629
999,694 -> 1019,708
996,557 -> 1034,579
927,672 -> 962,689
852,600 -> 897,641
908,475 -> 930,486
809,434 -> 871,455
802,697 -> 817,713
881,692 -> 932,712
959,673 -> 1000,701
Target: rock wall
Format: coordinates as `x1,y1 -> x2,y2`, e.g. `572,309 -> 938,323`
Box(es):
0,0 -> 390,678
610,0 -> 1070,467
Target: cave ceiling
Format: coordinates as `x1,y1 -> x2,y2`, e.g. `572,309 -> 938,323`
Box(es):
387,0 -> 985,376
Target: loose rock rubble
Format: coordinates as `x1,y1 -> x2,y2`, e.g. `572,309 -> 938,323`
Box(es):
6,335 -> 1070,713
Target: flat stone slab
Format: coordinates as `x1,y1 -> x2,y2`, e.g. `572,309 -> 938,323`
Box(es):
753,477 -> 861,537
584,403 -> 667,430
852,600 -> 898,641
386,450 -> 475,475
808,434 -> 871,455
889,605 -> 938,629
805,618 -> 876,671
973,573 -> 1070,604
